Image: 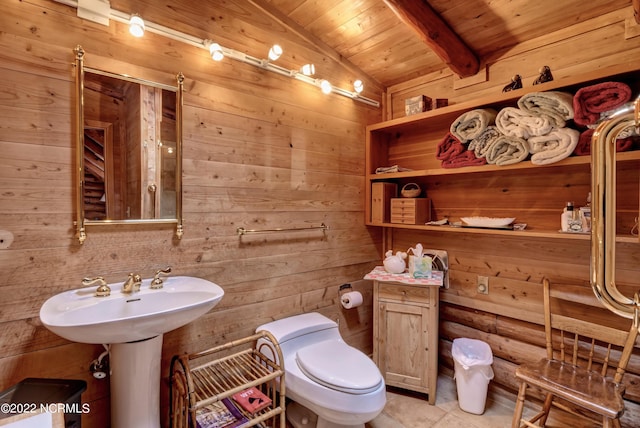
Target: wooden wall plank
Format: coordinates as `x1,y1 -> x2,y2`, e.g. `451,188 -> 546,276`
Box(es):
0,3 -> 381,427
2,1 -> 640,427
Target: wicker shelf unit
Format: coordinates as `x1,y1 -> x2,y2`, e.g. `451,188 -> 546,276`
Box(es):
170,331 -> 286,428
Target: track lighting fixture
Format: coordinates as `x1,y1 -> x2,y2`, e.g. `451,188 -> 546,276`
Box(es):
268,44 -> 283,61
320,80 -> 332,94
300,64 -> 316,76
60,0 -> 379,107
129,14 -> 145,38
209,43 -> 224,61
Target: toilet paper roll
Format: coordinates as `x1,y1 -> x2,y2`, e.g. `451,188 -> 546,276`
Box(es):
341,291 -> 363,309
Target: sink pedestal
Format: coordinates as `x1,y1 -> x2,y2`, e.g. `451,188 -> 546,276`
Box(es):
110,335 -> 163,428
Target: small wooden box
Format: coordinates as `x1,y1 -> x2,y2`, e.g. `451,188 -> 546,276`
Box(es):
405,95 -> 432,116
371,182 -> 397,224
390,198 -> 431,224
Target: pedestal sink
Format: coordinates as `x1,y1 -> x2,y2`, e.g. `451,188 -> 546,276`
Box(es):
39,276 -> 224,428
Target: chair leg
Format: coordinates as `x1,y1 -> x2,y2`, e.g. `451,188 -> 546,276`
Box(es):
538,392 -> 553,426
604,416 -> 621,428
512,381 -> 528,428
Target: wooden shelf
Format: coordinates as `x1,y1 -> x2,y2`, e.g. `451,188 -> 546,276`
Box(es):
365,222 -> 638,243
367,63 -> 640,135
368,139 -> 640,181
365,64 -> 640,238
170,331 -> 285,428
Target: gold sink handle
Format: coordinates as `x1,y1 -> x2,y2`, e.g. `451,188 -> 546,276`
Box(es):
151,266 -> 172,290
83,276 -> 110,297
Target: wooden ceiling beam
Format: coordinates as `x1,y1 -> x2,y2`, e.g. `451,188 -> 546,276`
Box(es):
383,0 -> 479,78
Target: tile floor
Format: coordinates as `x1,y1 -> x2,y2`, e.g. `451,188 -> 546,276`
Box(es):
366,374 -> 594,428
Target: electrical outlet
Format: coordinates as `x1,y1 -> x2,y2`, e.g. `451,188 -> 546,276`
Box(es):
477,276 -> 489,294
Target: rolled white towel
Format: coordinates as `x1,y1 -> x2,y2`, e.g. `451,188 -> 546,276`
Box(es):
450,108 -> 497,143
616,123 -> 640,139
517,91 -> 574,127
485,135 -> 529,166
527,128 -> 580,165
495,107 -> 554,139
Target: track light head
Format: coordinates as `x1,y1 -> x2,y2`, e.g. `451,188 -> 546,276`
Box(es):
129,14 -> 145,38
300,64 -> 316,76
320,80 -> 332,94
209,43 -> 224,61
268,44 -> 283,61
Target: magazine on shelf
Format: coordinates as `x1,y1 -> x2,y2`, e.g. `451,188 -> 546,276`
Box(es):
195,397 -> 249,428
232,386 -> 272,414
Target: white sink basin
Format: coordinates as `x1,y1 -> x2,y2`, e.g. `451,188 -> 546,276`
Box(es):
40,276 -> 224,344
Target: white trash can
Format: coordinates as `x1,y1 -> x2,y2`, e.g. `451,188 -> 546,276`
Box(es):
452,338 -> 494,415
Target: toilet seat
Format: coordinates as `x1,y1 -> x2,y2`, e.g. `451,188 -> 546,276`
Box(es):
296,341 -> 383,394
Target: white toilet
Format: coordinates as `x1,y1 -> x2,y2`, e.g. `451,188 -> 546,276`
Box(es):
256,312 -> 386,428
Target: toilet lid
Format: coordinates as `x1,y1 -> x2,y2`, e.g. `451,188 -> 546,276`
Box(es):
296,341 -> 382,394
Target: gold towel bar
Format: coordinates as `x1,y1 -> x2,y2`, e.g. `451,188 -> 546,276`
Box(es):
236,223 -> 328,236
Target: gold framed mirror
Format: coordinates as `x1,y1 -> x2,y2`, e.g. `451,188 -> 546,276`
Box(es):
74,46 -> 184,243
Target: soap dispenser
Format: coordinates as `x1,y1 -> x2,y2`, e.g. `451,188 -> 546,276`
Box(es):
561,202 -> 574,232
580,192 -> 591,232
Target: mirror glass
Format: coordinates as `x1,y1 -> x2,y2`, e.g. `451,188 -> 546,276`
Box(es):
75,46 -> 183,242
83,71 -> 177,220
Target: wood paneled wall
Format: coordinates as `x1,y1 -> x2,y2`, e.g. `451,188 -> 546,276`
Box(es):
383,5 -> 640,427
0,1 -> 381,426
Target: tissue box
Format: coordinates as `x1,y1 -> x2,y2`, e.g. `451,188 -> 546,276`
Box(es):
409,255 -> 433,279
405,95 -> 432,116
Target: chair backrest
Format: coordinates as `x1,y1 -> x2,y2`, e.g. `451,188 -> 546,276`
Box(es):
543,278 -> 639,384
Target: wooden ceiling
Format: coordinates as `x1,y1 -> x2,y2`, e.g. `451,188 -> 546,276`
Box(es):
262,0 -> 632,87
108,0 -> 633,89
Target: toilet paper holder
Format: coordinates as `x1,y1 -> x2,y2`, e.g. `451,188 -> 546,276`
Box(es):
338,283 -> 363,309
339,283 -> 352,302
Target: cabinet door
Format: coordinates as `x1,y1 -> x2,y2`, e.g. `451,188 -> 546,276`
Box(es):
376,300 -> 430,394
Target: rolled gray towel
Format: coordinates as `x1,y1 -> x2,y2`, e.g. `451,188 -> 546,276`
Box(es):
517,91 -> 574,128
485,135 -> 529,166
527,128 -> 579,165
450,108 -> 497,143
495,107 -> 554,139
468,126 -> 502,158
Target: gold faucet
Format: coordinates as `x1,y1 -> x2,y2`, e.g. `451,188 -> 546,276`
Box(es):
151,266 -> 172,290
122,273 -> 142,294
83,276 -> 110,297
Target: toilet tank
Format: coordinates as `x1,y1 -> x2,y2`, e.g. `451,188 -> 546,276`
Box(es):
256,313 -> 342,364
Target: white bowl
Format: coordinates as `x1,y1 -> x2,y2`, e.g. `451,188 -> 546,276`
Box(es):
461,217 -> 516,227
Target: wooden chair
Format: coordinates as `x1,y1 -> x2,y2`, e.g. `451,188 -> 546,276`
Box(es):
511,278 -> 639,428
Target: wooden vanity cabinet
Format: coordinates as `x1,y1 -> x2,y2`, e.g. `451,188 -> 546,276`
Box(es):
373,280 -> 439,404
